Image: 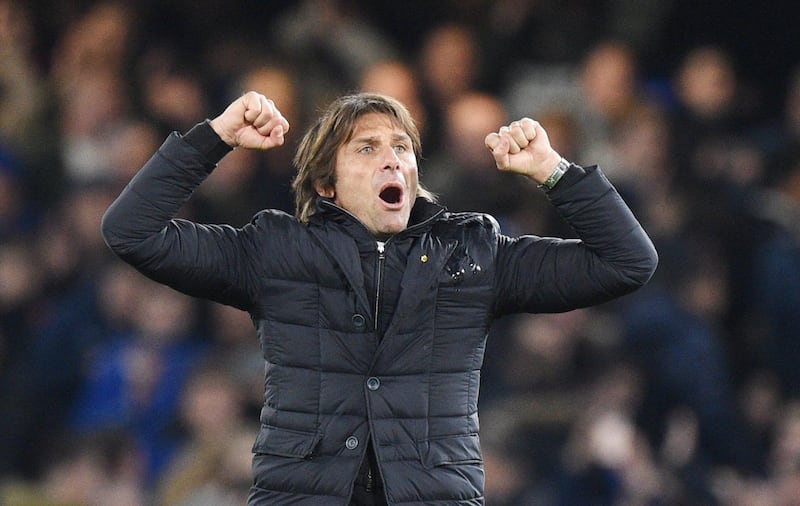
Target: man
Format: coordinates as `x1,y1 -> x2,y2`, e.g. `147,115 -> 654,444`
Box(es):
102,91 -> 657,505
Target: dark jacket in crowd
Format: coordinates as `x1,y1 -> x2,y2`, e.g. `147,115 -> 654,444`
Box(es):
101,122 -> 657,505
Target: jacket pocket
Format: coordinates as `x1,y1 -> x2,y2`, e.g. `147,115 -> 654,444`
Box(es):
418,433 -> 482,469
251,424 -> 322,459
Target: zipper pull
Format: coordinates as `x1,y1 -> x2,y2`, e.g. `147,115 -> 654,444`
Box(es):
376,241 -> 385,257
365,466 -> 374,492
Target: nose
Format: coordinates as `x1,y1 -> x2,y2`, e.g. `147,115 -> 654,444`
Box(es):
382,146 -> 401,170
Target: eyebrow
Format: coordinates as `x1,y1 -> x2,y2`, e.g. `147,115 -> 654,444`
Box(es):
351,132 -> 412,145
392,133 -> 413,144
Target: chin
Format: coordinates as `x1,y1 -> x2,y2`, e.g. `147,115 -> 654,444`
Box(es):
373,209 -> 411,236
383,225 -> 406,235
379,221 -> 407,236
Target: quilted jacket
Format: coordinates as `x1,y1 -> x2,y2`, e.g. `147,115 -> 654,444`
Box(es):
101,122 -> 657,505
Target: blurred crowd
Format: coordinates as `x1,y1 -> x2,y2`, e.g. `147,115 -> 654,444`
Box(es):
1,0 -> 800,504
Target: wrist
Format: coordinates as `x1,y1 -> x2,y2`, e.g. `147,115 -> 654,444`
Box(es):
184,120 -> 234,162
209,117 -> 237,147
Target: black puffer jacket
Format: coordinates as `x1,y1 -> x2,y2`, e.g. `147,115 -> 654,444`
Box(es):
101,123 -> 657,505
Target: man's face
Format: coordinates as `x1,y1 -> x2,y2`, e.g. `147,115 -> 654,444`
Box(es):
319,113 -> 419,237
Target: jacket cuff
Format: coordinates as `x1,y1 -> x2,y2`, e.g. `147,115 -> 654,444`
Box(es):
182,120 -> 233,163
548,164 -> 587,194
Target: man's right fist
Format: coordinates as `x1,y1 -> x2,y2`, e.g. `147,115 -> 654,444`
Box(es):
210,91 -> 290,150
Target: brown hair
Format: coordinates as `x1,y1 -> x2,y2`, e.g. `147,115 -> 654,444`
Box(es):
292,93 -> 435,223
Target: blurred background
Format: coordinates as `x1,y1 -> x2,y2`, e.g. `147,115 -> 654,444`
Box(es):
1,0 -> 800,504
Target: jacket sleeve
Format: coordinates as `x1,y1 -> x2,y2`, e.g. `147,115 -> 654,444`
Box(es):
492,165 -> 658,316
100,123 -> 260,312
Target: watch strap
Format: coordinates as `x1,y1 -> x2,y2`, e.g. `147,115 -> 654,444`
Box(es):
538,157 -> 570,192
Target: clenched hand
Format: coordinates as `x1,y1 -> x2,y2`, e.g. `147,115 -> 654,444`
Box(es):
210,91 -> 290,150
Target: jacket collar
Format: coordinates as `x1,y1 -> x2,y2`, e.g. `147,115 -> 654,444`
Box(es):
310,196 -> 446,247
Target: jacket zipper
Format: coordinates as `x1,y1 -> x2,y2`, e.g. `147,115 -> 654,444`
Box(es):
374,241 -> 386,333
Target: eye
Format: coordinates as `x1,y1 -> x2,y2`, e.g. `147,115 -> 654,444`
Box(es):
394,144 -> 409,153
359,145 -> 374,154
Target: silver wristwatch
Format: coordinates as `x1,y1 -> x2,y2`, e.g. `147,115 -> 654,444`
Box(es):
537,157 -> 570,192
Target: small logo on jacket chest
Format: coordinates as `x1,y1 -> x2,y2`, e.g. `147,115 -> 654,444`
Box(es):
444,244 -> 481,284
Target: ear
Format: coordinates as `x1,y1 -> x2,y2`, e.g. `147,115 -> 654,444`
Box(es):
315,183 -> 335,198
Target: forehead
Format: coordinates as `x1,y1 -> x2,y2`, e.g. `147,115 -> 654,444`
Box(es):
347,112 -> 408,140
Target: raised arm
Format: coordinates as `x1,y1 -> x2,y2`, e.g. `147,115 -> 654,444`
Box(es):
101,92 -> 290,310
486,118 -> 658,316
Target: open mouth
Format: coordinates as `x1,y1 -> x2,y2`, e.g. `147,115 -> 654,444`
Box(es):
379,183 -> 404,206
